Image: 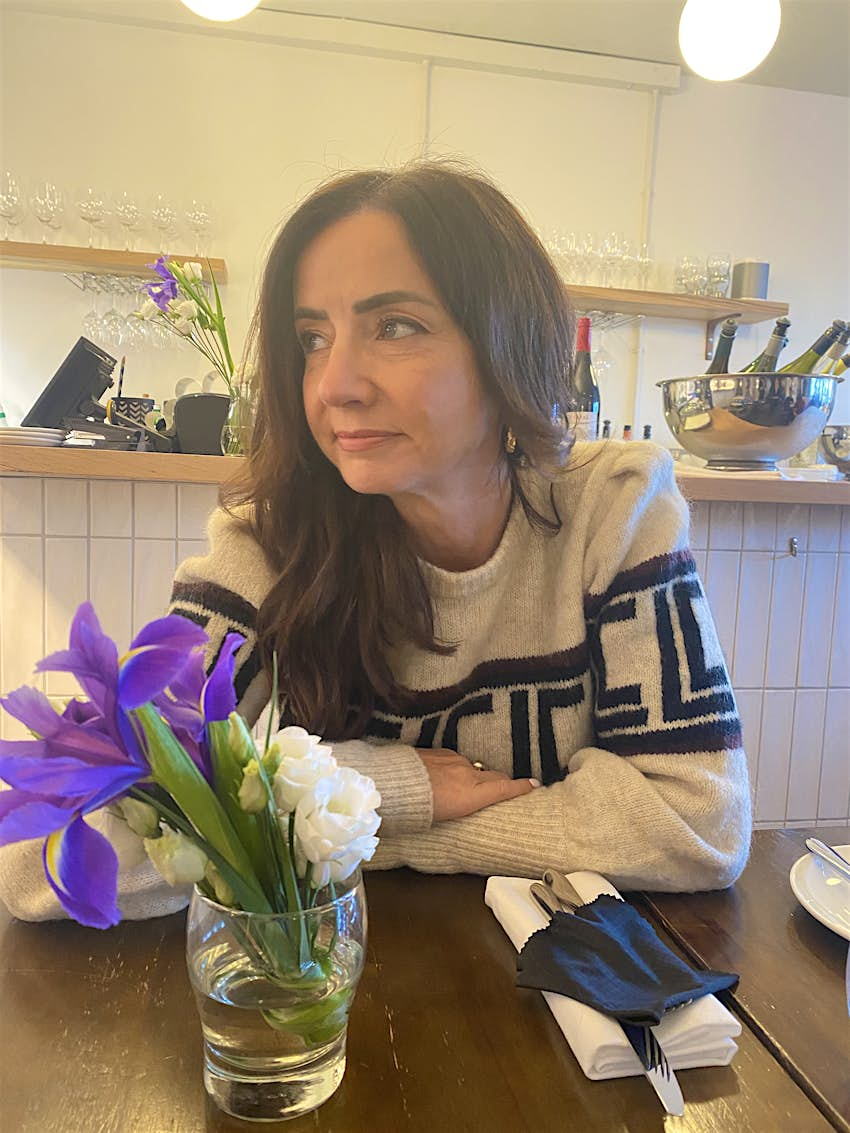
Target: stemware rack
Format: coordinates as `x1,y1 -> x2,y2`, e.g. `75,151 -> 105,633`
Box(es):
0,240 -> 789,360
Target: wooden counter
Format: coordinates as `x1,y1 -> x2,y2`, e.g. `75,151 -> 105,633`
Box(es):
0,447 -> 243,485
1,445 -> 848,503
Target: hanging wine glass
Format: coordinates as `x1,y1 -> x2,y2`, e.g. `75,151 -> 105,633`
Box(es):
31,181 -> 64,244
185,199 -> 212,256
81,277 -> 107,345
114,191 -> 143,251
77,187 -> 110,248
151,194 -> 179,254
0,172 -> 26,240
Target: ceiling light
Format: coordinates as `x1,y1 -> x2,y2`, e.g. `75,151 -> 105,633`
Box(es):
180,0 -> 261,21
679,0 -> 782,82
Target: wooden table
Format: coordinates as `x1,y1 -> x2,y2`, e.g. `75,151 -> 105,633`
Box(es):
0,837 -> 842,1133
639,826 -> 850,1133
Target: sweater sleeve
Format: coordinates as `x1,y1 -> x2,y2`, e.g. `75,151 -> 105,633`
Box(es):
366,446 -> 752,892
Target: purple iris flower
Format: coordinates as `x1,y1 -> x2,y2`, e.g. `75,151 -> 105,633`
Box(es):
143,256 -> 181,312
0,602 -> 210,928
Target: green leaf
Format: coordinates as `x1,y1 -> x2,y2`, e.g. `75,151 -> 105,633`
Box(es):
133,703 -> 271,912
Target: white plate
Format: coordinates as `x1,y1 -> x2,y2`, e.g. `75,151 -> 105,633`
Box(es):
0,427 -> 66,437
789,844 -> 850,941
0,435 -> 65,447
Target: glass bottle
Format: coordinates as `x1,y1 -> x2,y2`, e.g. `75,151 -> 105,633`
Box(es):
814,321 -> 849,374
622,424 -> 633,441
571,316 -> 601,441
601,419 -> 612,439
778,322 -> 843,374
642,424 -> 652,440
704,318 -> 738,375
739,316 -> 791,373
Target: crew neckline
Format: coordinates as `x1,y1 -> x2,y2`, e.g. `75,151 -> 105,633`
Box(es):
417,489 -> 529,598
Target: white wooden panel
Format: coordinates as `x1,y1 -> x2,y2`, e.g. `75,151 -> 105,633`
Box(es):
90,539 -> 133,651
704,550 -> 740,669
732,552 -> 773,688
90,480 -> 133,538
133,539 -> 177,633
785,690 -> 827,822
43,537 -> 88,696
818,690 -> 850,821
830,554 -> 849,689
798,554 -> 839,688
44,478 -> 88,537
742,503 -> 776,551
177,484 -> 220,541
734,688 -> 763,813
765,552 -> 805,689
754,690 -> 795,823
134,482 -> 177,540
0,536 -> 44,738
708,501 -> 743,551
0,477 -> 43,535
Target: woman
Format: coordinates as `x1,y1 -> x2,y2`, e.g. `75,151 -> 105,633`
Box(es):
170,160 -> 750,890
0,161 -> 750,921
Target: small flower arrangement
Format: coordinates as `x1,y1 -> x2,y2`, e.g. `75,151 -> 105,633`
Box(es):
135,256 -> 236,396
0,604 -> 381,957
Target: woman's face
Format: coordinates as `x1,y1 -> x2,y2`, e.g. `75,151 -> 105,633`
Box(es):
295,209 -> 503,508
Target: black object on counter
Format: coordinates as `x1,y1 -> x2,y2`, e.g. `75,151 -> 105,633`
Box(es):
22,337 -> 116,429
172,393 -> 229,455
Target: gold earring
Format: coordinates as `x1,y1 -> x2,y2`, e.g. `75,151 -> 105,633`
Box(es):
505,427 -> 517,455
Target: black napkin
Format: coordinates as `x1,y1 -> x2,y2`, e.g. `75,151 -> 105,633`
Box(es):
516,894 -> 738,1026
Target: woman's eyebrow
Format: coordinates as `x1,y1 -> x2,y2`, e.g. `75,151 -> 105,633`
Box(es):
294,290 -> 438,321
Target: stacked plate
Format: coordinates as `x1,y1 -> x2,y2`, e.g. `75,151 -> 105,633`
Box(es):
0,426 -> 67,447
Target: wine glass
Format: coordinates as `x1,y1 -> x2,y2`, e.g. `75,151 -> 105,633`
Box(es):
151,193 -> 179,253
31,180 -> 64,243
185,199 -> 213,256
706,252 -> 732,298
82,279 -> 106,344
114,191 -> 143,250
77,187 -> 110,248
0,172 -> 26,240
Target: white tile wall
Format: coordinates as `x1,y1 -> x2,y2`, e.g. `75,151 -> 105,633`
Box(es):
0,478 -> 217,738
0,479 -> 848,828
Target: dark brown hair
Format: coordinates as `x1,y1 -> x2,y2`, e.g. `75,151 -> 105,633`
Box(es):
223,159 -> 576,738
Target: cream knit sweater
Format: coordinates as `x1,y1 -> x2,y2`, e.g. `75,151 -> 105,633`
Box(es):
0,442 -> 751,922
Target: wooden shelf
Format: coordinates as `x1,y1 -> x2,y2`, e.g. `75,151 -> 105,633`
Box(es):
1,444 -> 847,503
0,240 -> 228,283
565,283 -> 789,357
675,467 -> 850,505
0,447 -> 243,483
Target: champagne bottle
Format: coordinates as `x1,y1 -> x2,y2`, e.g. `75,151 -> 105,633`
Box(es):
833,353 -> 850,377
814,321 -> 849,374
705,318 -> 738,374
572,316 -> 601,441
0,402 -> 7,428
601,419 -> 612,439
739,316 -> 791,373
778,322 -> 843,374
642,424 -> 652,440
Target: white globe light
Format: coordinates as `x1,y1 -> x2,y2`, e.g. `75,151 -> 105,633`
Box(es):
679,0 -> 782,82
180,0 -> 261,21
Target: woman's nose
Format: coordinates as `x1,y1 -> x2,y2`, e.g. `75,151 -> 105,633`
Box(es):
314,338 -> 372,407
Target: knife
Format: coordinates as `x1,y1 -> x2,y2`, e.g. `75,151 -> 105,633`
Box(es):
528,883 -> 685,1116
806,838 -> 850,884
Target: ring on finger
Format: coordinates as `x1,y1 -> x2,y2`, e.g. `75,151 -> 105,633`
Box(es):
471,760 -> 485,771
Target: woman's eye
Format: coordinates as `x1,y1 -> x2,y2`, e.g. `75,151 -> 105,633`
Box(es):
378,317 -> 422,341
299,329 -> 327,354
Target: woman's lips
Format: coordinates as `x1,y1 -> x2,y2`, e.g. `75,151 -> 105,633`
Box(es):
334,431 -> 399,452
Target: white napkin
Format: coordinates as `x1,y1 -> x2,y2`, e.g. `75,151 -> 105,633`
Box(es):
485,871 -> 741,1080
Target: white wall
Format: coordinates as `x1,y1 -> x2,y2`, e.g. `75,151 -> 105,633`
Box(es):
1,4 -> 848,433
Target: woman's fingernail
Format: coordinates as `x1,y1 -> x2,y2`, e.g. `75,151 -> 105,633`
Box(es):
529,778 -> 542,788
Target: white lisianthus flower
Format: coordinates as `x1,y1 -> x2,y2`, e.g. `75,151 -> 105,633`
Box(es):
118,797 -> 159,838
182,261 -> 204,281
271,727 -> 337,814
175,298 -> 199,321
293,767 -> 381,889
172,317 -> 193,335
144,825 -> 208,886
136,297 -> 159,320
238,759 -> 269,813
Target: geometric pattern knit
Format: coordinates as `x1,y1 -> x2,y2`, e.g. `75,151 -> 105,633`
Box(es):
167,440 -> 751,893
0,441 -> 753,922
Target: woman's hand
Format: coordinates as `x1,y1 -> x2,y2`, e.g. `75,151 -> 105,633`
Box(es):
416,749 -> 540,823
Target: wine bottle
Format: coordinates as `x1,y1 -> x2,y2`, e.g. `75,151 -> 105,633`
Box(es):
601,419 -> 612,439
705,319 -> 738,374
814,321 -> 849,374
778,321 -> 843,374
622,424 -> 632,441
833,353 -> 849,377
739,316 -> 791,373
0,402 -> 7,428
572,316 -> 601,441
642,424 -> 652,440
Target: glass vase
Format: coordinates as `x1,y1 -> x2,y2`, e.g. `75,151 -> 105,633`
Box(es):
220,379 -> 255,456
186,872 -> 366,1122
